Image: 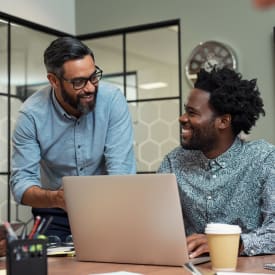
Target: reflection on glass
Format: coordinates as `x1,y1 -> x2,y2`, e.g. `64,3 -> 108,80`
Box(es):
102,71 -> 137,100
126,26 -> 179,100
84,36 -> 123,88
10,25 -> 54,98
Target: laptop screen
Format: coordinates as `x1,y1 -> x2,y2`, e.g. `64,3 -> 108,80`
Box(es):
63,173 -> 189,266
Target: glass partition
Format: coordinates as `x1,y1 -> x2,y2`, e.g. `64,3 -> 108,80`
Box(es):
126,26 -> 179,100
8,25 -> 58,222
0,21 -> 8,166
0,14 -> 61,223
10,25 -> 55,100
85,35 -> 123,76
84,35 -> 125,96
126,26 -> 180,172
81,21 -> 181,173
0,15 -> 181,222
0,20 -> 9,222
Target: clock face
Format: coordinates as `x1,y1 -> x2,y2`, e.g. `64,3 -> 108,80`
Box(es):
185,41 -> 237,86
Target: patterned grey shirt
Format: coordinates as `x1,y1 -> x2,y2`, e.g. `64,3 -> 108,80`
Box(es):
157,137 -> 275,256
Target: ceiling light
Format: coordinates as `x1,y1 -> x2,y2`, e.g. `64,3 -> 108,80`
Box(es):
139,82 -> 168,90
168,26 -> 178,32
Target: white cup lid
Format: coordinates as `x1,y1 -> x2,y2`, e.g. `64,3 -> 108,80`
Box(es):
205,223 -> 242,234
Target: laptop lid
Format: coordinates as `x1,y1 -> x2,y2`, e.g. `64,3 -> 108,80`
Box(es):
63,173 -> 189,266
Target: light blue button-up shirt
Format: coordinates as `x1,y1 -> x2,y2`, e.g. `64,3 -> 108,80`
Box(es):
11,82 -> 136,203
158,137 -> 275,256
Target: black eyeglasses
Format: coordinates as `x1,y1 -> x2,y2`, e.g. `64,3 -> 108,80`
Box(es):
60,65 -> 103,90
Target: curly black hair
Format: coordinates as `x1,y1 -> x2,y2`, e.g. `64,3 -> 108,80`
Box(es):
194,67 -> 265,135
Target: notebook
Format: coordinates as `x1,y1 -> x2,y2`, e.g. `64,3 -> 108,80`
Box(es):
62,173 -> 209,266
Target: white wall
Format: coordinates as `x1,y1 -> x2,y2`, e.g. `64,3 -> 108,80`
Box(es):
76,0 -> 275,144
0,0 -> 75,34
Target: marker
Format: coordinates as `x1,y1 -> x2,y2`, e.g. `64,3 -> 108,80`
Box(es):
34,217 -> 46,238
4,221 -> 18,242
39,216 -> 54,235
28,216 -> 41,239
184,262 -> 203,275
20,225 -> 28,240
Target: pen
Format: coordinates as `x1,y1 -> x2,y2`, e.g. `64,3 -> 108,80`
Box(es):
39,216 -> 54,235
34,217 -> 47,238
4,221 -> 18,242
264,263 -> 275,271
183,262 -> 203,275
28,216 -> 41,239
20,224 -> 28,240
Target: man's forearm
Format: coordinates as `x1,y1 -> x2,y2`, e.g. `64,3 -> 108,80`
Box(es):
21,186 -> 65,210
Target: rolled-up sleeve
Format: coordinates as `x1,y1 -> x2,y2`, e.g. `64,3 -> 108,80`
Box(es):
10,112 -> 41,203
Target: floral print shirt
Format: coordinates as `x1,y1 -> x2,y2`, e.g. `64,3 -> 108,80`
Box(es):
158,137 -> 275,256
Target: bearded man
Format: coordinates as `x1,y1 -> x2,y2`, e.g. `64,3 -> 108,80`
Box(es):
158,67 -> 275,258
10,37 -> 136,240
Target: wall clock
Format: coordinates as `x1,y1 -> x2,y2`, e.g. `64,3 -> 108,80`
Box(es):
185,40 -> 237,86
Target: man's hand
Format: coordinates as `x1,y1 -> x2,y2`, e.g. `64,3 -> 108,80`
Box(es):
186,233 -> 209,258
22,186 -> 66,210
54,188 -> 66,210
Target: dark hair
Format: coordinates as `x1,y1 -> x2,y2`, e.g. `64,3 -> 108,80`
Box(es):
44,36 -> 95,77
194,67 -> 265,135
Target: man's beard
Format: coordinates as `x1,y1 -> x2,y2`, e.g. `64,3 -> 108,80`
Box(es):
180,121 -> 217,153
60,84 -> 97,115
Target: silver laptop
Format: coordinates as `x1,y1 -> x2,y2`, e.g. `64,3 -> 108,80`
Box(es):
63,173 -> 209,266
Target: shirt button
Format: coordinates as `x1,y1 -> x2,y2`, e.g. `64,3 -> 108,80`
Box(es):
207,196 -> 212,200
78,145 -> 81,148
212,174 -> 217,178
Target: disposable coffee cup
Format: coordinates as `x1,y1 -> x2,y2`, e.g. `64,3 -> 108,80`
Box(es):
205,223 -> 242,271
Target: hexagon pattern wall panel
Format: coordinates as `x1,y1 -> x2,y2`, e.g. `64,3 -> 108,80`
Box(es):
0,97 -> 32,223
129,99 -> 180,172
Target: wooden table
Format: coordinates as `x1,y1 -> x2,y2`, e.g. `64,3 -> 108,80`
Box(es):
1,254 -> 275,274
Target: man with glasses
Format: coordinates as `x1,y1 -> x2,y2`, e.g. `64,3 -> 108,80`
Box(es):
10,36 -> 136,240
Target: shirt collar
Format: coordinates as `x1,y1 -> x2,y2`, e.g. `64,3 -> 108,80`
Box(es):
51,88 -> 75,120
211,137 -> 243,169
196,137 -> 242,170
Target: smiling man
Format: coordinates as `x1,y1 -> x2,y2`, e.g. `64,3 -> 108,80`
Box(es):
158,67 -> 275,258
10,37 -> 136,240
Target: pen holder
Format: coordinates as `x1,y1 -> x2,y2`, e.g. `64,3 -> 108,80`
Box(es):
6,239 -> 47,275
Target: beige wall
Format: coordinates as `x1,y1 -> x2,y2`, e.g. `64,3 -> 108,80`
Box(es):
76,0 -> 275,144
